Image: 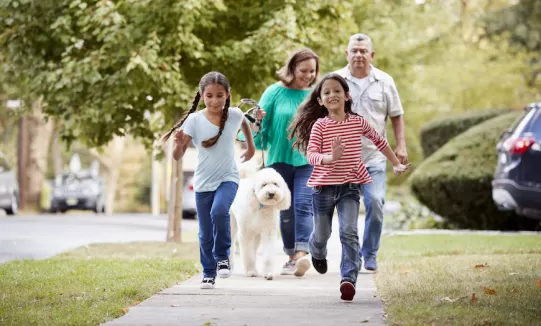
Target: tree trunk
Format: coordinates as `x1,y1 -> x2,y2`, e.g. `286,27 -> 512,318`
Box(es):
167,155 -> 183,242
151,147 -> 161,216
105,136 -> 125,215
22,96 -> 54,210
51,123 -> 64,176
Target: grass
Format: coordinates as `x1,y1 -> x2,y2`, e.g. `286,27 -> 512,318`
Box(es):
0,241 -> 200,326
375,234 -> 541,325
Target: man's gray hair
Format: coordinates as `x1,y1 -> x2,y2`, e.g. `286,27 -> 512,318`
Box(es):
347,33 -> 373,52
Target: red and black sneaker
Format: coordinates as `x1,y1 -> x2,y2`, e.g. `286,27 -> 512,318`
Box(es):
340,280 -> 356,301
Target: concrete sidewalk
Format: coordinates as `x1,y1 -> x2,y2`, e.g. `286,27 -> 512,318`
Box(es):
104,222 -> 386,326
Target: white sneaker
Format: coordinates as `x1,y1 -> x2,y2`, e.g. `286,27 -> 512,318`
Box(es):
294,256 -> 310,277
280,259 -> 297,275
200,277 -> 215,289
217,259 -> 232,278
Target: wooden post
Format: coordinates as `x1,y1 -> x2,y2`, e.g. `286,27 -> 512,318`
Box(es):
167,155 -> 183,242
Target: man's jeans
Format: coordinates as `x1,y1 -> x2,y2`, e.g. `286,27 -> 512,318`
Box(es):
195,181 -> 238,278
269,163 -> 313,256
309,183 -> 361,285
359,162 -> 387,261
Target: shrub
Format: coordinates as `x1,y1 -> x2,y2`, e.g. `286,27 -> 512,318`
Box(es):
410,111 -> 540,230
420,108 -> 511,158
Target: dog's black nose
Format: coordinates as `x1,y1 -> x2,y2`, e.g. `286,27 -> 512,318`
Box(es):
267,192 -> 275,198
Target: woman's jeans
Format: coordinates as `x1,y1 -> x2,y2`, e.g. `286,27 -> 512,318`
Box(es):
195,181 -> 238,277
269,163 -> 313,257
309,183 -> 362,285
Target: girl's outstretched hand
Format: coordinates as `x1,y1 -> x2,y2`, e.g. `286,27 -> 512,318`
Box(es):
392,162 -> 411,175
174,129 -> 189,146
240,146 -> 255,163
331,136 -> 345,162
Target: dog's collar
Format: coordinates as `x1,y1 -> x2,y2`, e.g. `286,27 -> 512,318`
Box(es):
259,203 -> 264,210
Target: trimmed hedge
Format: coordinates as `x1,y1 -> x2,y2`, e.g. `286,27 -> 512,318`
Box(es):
410,111 -> 540,230
420,108 -> 511,158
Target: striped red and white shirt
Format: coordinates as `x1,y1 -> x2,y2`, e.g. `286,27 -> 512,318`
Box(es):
306,115 -> 389,186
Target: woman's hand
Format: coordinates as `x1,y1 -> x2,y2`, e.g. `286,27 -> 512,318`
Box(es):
254,108 -> 267,121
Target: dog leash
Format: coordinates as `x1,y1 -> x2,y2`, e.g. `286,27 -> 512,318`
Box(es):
238,98 -> 265,170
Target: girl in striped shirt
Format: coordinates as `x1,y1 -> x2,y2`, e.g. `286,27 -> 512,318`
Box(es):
289,73 -> 409,301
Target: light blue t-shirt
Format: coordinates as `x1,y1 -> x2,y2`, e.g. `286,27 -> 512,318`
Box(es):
182,107 -> 244,192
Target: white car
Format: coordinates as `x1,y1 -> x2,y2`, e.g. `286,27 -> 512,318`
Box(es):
0,153 -> 19,215
182,173 -> 197,219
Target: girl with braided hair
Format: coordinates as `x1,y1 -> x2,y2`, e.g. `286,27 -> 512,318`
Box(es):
161,71 -> 256,289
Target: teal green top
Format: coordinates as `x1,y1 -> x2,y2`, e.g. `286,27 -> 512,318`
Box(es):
240,83 -> 312,167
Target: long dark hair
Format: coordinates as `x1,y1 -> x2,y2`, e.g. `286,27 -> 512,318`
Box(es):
288,73 -> 355,153
160,71 -> 231,148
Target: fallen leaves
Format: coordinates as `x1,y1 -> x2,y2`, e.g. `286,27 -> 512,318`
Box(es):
482,287 -> 497,295
537,280 -> 541,288
120,308 -> 128,315
474,263 -> 489,269
470,293 -> 479,303
510,288 -> 520,293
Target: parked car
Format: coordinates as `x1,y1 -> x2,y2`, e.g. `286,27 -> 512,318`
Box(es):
50,170 -> 107,213
0,153 -> 19,215
492,102 -> 541,220
182,173 -> 197,219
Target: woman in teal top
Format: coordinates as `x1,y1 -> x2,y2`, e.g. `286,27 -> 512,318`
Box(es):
253,48 -> 320,277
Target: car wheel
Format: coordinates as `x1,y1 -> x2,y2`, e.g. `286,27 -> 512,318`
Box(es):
5,193 -> 18,215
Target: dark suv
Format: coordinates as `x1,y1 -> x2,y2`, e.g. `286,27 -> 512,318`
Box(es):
492,102 -> 541,219
50,170 -> 107,213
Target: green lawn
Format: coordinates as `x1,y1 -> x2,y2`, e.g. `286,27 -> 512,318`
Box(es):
0,242 -> 200,326
375,234 -> 541,325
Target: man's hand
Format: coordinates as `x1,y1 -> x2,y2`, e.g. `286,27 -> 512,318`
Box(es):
392,162 -> 411,175
394,145 -> 408,164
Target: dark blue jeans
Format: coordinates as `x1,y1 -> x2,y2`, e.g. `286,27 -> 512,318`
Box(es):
269,163 -> 313,257
310,183 -> 362,284
195,181 -> 238,278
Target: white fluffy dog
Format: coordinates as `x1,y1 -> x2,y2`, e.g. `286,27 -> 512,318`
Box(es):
230,167 -> 291,280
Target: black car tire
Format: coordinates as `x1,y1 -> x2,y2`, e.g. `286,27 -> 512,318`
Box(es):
182,211 -> 197,220
5,193 -> 18,215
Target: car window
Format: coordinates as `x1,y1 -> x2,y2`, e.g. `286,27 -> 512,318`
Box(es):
527,109 -> 541,137
511,108 -> 537,138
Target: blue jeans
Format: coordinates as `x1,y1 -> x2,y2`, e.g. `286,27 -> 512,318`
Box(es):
359,162 -> 387,261
309,183 -> 361,284
195,181 -> 238,278
269,163 -> 313,257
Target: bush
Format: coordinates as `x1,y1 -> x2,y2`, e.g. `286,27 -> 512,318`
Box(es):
420,108 -> 511,158
410,111 -> 540,230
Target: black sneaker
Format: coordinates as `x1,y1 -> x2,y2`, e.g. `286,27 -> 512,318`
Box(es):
311,256 -> 328,274
200,277 -> 215,289
340,280 -> 356,301
217,259 -> 232,278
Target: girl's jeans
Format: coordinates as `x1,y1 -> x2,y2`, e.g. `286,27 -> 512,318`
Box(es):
195,181 -> 238,277
309,183 -> 362,285
269,163 -> 314,257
